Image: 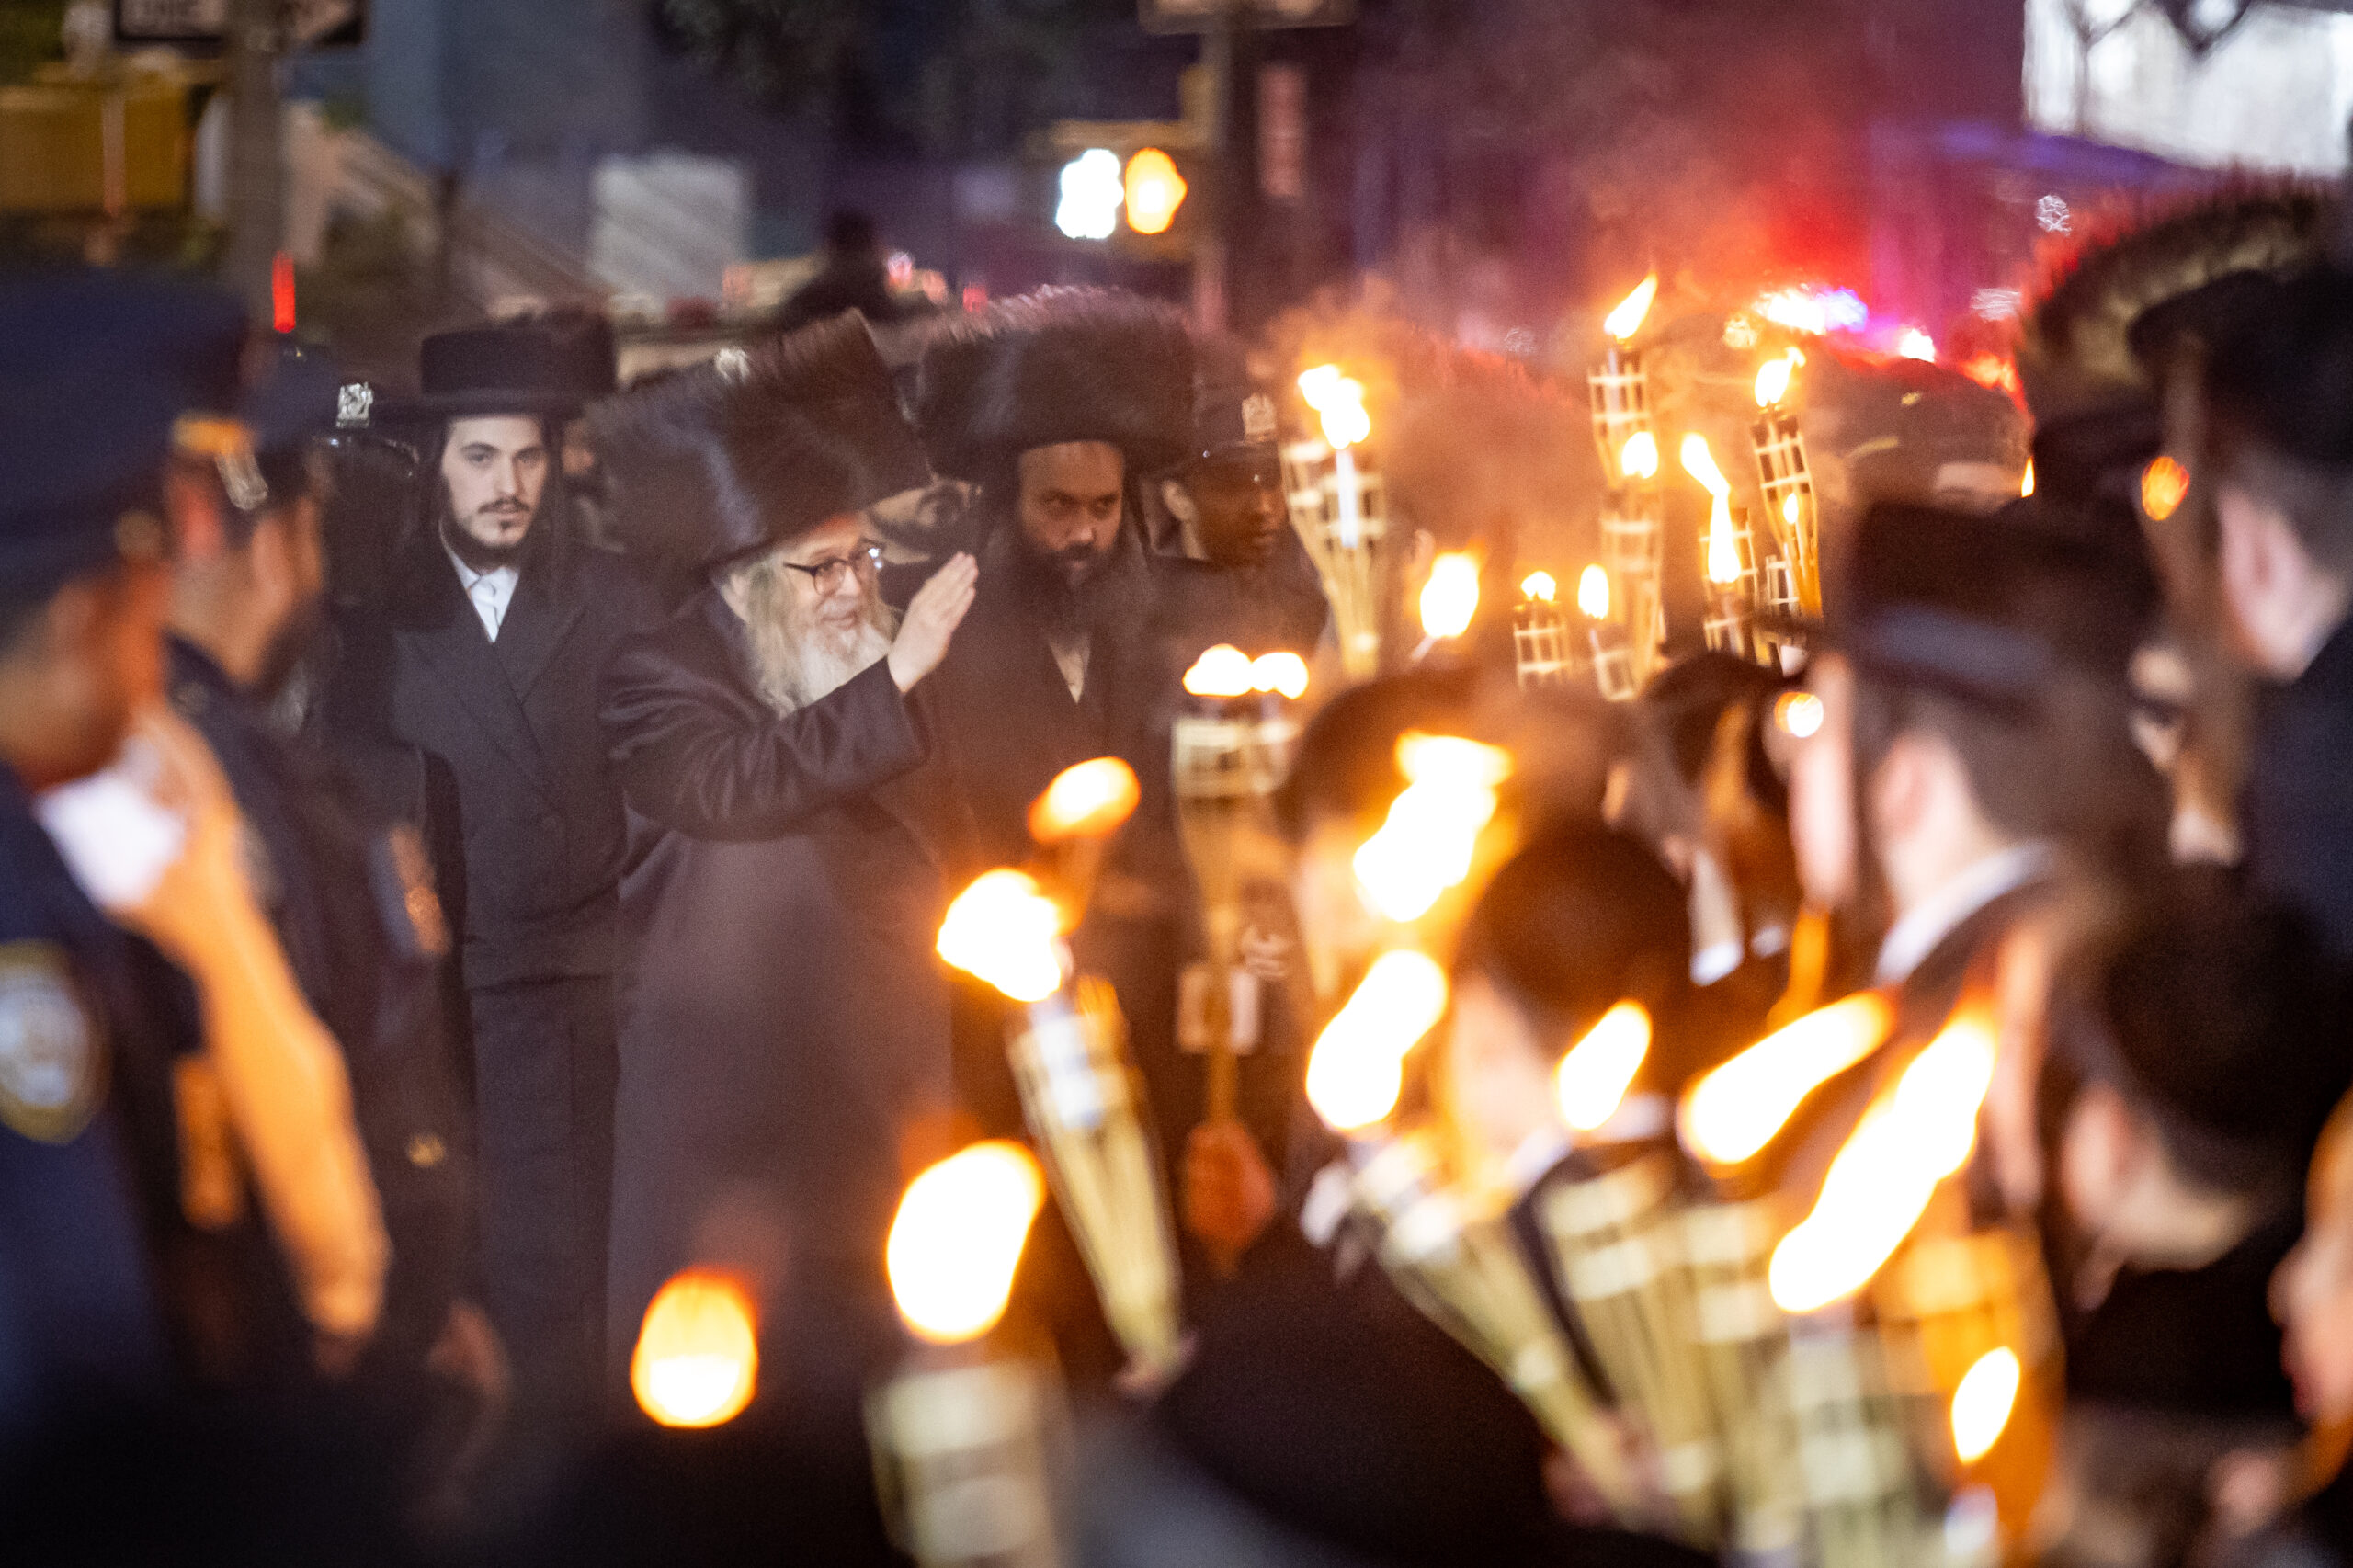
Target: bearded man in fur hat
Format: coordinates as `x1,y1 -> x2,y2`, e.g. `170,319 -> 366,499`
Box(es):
594,316 -> 975,1434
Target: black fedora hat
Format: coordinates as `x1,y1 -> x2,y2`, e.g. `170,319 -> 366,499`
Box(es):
376,323 -> 599,425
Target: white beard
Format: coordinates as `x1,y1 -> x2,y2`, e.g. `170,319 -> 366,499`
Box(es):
720,550 -> 898,714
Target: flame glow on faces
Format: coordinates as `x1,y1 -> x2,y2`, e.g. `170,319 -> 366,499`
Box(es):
631,1270 -> 758,1428
1521,571 -> 1558,604
937,869 -> 1064,1003
1678,993 -> 1893,1165
1351,733 -> 1514,923
1896,327 -> 1937,363
885,1141 -> 1046,1345
1951,1346 -> 2022,1463
1767,1011 -> 1999,1313
1252,652 -> 1312,699
1298,365 -> 1372,450
1420,552 -> 1482,641
1304,949 -> 1450,1131
1620,431 -> 1661,481
1606,275 -> 1660,342
1183,643 -> 1256,699
2142,454 -> 2189,522
1577,565 -> 1610,620
1556,1002 -> 1652,1132
1029,757 -> 1141,843
1754,347 -> 1806,408
1681,436 -> 1741,585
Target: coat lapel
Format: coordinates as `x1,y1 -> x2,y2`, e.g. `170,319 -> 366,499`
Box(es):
493,540 -> 589,703
395,533 -> 557,804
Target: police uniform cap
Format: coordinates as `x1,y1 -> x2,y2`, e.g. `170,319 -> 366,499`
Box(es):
0,269 -> 246,608
1185,335 -> 1281,470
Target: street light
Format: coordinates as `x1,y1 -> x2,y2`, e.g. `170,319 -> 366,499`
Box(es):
1056,148 -> 1124,240
1122,148 -> 1188,235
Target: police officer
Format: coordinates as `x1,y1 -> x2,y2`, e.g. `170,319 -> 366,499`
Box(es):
164,345 -> 506,1508
0,269 -> 222,1445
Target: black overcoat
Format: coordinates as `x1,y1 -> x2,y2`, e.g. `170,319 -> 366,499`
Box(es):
599,592 -> 963,1392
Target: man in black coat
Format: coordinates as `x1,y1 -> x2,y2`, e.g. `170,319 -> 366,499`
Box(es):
593,319 -> 973,1485
2195,272 -> 2353,959
322,324 -> 660,1430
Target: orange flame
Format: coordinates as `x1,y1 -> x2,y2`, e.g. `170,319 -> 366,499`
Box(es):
2141,454 -> 2189,522
1556,1002 -> 1652,1132
1754,347 -> 1805,408
1952,1346 -> 2022,1463
1767,1009 -> 1998,1313
1183,642 -> 1256,699
1251,651 -> 1311,699
631,1269 -> 758,1428
937,869 -> 1064,1003
1606,274 -> 1659,342
1029,757 -> 1140,843
1298,365 -> 1371,450
1305,949 -> 1449,1131
1620,431 -> 1660,481
1521,570 -> 1558,604
1678,993 -> 1893,1165
1895,327 -> 1937,363
886,1141 -> 1046,1345
1682,436 -> 1741,585
1576,565 -> 1609,620
2020,460 -> 2035,498
1352,733 -> 1513,923
1419,552 -> 1481,641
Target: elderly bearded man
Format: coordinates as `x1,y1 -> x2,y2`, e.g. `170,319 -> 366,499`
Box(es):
595,318 -> 975,1443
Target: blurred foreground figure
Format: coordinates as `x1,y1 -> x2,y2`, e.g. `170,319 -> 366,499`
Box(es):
324,324 -> 659,1429
595,318 -> 974,1436
165,345 -> 501,1519
2196,271 -> 2353,958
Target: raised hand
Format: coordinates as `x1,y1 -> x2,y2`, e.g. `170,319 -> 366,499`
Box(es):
887,552 -> 978,692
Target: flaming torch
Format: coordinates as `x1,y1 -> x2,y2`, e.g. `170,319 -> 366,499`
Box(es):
1750,348 -> 1821,620
1578,563 -> 1639,701
1415,551 -> 1482,662
1513,571 -> 1571,689
1681,435 -> 1763,665
1172,645 -> 1306,1189
631,1268 -> 759,1429
1288,366 -> 1386,680
936,871 -> 1184,1383
1591,276 -> 1660,483
869,1141 -> 1063,1568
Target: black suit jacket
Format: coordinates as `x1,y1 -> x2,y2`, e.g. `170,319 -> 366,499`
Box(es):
325,523 -> 659,991
2248,618 -> 2353,960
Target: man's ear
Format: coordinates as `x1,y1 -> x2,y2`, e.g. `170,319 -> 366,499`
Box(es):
1159,478 -> 1198,527
2060,1081 -> 2139,1227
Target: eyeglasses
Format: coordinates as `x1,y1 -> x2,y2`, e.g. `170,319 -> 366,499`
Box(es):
780,542 -> 885,593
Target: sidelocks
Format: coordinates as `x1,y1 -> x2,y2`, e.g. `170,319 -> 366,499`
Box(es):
935,761 -> 1185,1387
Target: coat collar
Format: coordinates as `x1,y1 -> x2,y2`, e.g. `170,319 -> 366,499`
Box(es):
392,525 -> 557,802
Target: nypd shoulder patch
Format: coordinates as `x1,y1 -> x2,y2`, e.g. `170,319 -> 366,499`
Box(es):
0,941 -> 104,1144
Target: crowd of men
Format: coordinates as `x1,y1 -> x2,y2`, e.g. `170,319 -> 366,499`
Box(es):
6,181 -> 2353,1568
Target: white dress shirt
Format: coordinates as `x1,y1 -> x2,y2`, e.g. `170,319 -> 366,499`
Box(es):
444,543 -> 519,642
1872,841 -> 2054,988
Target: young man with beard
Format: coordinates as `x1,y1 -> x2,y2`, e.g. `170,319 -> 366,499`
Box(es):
321,323 -> 658,1434
594,318 -> 972,1480
164,346 -> 502,1514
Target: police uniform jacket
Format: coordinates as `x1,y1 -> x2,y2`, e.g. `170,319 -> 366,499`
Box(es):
169,638 -> 472,1368
326,518 -> 657,992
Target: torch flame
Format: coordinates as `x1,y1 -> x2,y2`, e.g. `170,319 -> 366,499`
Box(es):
1556,1001 -> 1652,1132
937,869 -> 1064,1003
1521,571 -> 1558,604
2020,460 -> 2035,498
1782,492 -> 1803,528
1576,565 -> 1609,620
1896,327 -> 1937,363
1419,552 -> 1481,641
2141,454 -> 2189,521
885,1141 -> 1046,1345
1183,643 -> 1256,699
1352,733 -> 1514,923
1606,274 -> 1659,342
1767,1008 -> 1999,1314
1951,1346 -> 2022,1463
1305,949 -> 1449,1131
631,1269 -> 758,1428
1620,431 -> 1660,481
1677,993 -> 1893,1165
1298,365 -> 1372,450
1250,651 -> 1311,699
1753,347 -> 1805,408
1029,757 -> 1140,844
1682,436 -> 1741,585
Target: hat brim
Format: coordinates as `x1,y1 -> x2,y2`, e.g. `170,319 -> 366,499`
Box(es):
369,389 -> 584,426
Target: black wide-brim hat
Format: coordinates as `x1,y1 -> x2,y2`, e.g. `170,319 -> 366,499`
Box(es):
592,312 -> 933,571
375,323 -> 597,425
915,287 -> 1196,482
